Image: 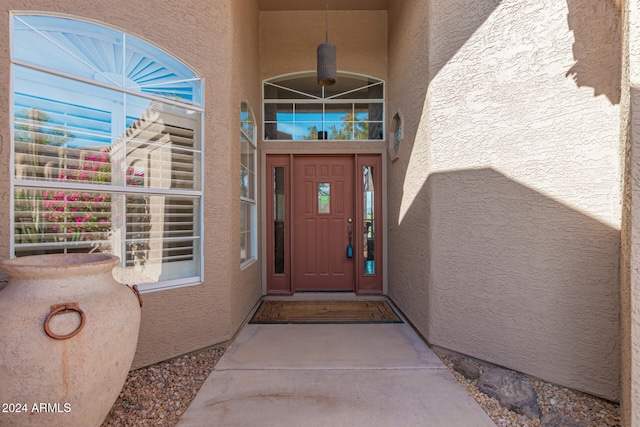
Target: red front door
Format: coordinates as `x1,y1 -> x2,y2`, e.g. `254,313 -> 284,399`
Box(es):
292,156 -> 355,291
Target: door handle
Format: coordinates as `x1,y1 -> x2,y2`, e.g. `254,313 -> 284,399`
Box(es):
347,224 -> 353,258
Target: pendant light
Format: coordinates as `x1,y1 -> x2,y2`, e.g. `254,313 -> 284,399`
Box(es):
317,0 -> 337,86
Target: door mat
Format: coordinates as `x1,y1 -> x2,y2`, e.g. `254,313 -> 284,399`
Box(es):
249,300 -> 403,324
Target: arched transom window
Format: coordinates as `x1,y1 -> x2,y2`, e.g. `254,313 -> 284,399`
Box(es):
263,72 -> 384,141
11,14 -> 204,291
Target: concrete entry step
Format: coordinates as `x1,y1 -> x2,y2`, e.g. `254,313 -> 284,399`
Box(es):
216,323 -> 444,370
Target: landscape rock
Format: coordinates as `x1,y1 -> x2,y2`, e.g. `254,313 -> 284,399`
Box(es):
478,367 -> 542,419
452,358 -> 480,380
540,410 -> 587,427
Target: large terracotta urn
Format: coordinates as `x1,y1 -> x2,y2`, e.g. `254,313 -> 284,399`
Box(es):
0,253 -> 141,427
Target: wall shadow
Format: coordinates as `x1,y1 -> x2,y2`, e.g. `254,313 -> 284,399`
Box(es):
400,167 -> 620,399
565,0 -> 621,104
427,0 -> 502,78
386,0 -> 503,342
386,0 -> 624,399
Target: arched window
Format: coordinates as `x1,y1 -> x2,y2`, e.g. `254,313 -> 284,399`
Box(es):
263,72 -> 384,141
11,14 -> 204,291
240,101 -> 256,265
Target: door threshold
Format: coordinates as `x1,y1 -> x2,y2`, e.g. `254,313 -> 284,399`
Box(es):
263,292 -> 387,302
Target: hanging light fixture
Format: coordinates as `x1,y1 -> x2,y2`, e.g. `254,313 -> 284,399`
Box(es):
317,0 -> 337,86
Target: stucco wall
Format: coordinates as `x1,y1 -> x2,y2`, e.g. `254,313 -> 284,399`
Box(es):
259,10 -> 387,82
0,0 -> 235,368
386,0 -> 432,334
622,0 -> 640,422
388,0 -> 622,400
230,0 -> 263,333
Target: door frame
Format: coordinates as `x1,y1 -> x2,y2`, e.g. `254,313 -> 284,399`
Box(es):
262,148 -> 387,295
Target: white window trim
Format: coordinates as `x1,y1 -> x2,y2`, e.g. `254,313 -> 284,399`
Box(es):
241,101 -> 257,268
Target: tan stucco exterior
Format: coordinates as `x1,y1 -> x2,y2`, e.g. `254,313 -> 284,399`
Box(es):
622,0 -> 640,423
1,0 -> 638,417
230,0 -> 263,336
259,10 -> 387,81
387,0 -> 622,400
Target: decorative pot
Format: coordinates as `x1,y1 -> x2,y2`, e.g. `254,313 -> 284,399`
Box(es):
0,253 -> 141,427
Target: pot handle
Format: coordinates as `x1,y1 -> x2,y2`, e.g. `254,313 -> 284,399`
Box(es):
44,302 -> 86,340
127,284 -> 143,308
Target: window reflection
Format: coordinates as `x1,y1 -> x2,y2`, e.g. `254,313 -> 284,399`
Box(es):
318,183 -> 331,214
263,72 -> 385,141
363,166 -> 375,275
274,167 -> 285,274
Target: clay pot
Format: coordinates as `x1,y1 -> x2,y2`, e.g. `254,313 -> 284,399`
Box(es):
0,253 -> 141,427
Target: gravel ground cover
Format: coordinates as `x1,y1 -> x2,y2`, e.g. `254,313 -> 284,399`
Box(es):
102,341 -> 620,427
433,347 -> 621,427
102,344 -> 227,427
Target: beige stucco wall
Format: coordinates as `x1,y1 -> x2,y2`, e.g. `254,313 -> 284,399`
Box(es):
230,0 -> 263,333
622,0 -> 640,422
386,0 -> 432,334
259,10 -> 387,82
0,0 -> 237,368
388,0 -> 622,400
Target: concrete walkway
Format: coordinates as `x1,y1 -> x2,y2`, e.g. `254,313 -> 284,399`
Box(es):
177,299 -> 496,427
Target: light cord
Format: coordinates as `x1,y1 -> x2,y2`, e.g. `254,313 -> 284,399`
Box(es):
325,0 -> 329,42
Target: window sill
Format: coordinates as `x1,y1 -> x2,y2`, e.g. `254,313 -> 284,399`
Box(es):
136,277 -> 203,293
241,258 -> 258,271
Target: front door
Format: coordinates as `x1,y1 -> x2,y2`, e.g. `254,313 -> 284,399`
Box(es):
292,156 -> 354,291
266,154 -> 382,295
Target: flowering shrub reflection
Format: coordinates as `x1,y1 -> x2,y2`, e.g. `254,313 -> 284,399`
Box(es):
59,151 -> 112,182
41,190 -> 111,240
14,148 -> 145,245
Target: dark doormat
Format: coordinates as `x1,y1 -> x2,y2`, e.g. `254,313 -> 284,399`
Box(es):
249,300 -> 403,324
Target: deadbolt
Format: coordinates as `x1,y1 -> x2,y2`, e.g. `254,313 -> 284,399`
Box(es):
347,218 -> 353,223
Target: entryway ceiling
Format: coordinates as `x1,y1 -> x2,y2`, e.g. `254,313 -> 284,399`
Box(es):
258,0 -> 388,10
